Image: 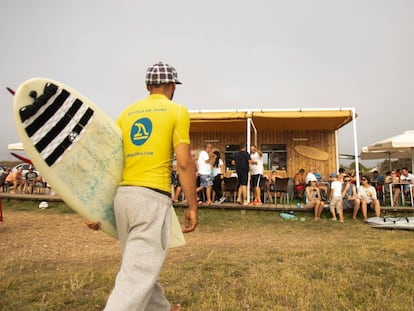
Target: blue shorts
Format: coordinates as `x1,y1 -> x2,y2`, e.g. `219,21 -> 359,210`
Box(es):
199,174 -> 213,187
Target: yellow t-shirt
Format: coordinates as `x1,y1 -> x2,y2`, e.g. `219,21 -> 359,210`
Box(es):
116,94 -> 190,193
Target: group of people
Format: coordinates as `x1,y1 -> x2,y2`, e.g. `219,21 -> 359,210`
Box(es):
230,143 -> 264,206
382,168 -> 414,206
327,172 -> 381,222
195,143 -> 227,205
0,166 -> 46,194
171,142 -> 266,207
171,144 -> 226,205
294,166 -> 412,222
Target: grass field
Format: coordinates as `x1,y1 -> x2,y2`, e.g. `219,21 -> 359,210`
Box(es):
1,200 -> 414,310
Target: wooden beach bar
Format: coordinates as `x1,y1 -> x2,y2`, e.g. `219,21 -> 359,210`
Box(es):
188,108 -> 359,180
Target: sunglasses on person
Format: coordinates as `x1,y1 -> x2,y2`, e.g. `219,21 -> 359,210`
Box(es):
361,178 -> 367,181
344,179 -> 351,182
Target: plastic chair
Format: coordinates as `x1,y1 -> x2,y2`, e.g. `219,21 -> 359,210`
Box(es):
259,177 -> 270,203
0,172 -> 9,192
274,177 -> 290,205
223,177 -> 239,203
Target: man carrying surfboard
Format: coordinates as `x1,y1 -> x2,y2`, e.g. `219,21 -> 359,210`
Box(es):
103,62 -> 198,311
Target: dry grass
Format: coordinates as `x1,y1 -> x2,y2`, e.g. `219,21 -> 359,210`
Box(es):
1,201 -> 414,310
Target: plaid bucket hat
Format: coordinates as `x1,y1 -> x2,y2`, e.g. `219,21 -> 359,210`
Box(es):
145,61 -> 182,85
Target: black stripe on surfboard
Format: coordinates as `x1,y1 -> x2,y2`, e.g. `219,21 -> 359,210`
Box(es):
20,82 -> 59,123
25,87 -> 70,137
44,107 -> 94,166
34,98 -> 83,152
20,82 -> 95,167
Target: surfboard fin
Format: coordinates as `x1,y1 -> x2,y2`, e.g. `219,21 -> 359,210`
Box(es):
10,152 -> 33,164
19,82 -> 58,122
6,87 -> 15,95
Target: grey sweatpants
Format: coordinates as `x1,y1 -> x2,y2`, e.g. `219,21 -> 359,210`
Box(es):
104,186 -> 172,311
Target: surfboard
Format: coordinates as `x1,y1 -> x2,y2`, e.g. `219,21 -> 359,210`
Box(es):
367,216 -> 414,230
294,145 -> 329,161
12,78 -> 185,248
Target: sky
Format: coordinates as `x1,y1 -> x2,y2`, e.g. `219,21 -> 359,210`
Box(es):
1,0 -> 413,167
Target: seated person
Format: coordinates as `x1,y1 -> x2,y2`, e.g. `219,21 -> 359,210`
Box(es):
371,170 -> 384,199
341,175 -> 361,219
34,176 -> 48,193
357,175 -> 380,220
265,170 -> 284,203
349,170 -> 358,184
265,173 -> 275,204
305,166 -> 328,200
384,170 -> 401,206
25,166 -> 38,194
172,172 -> 185,203
305,166 -> 317,184
304,176 -> 324,221
338,168 -> 346,183
293,168 -> 306,199
372,170 -> 384,183
399,167 -> 414,199
0,167 -> 11,191
5,167 -> 25,193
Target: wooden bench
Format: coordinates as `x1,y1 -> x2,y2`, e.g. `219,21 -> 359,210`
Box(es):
0,193 -> 63,202
380,206 -> 414,214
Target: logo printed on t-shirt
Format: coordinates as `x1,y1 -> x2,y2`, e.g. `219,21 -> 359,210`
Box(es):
130,117 -> 152,146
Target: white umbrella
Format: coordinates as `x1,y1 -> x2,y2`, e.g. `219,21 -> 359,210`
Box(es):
363,130 -> 414,170
360,147 -> 411,171
360,147 -> 412,160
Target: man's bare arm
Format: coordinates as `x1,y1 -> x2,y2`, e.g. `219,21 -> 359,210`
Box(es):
175,143 -> 198,233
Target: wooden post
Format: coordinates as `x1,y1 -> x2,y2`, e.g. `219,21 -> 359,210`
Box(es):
0,197 -> 3,223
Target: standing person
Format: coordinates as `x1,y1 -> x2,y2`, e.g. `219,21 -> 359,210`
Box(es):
357,175 -> 380,220
232,143 -> 252,206
103,62 -> 198,311
211,150 -> 225,204
328,173 -> 344,222
249,144 -> 264,205
196,143 -> 214,204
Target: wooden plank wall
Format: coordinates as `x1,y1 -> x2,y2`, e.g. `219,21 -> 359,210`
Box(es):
190,130 -> 338,180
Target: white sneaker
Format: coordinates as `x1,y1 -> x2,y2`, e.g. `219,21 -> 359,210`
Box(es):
218,196 -> 226,204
